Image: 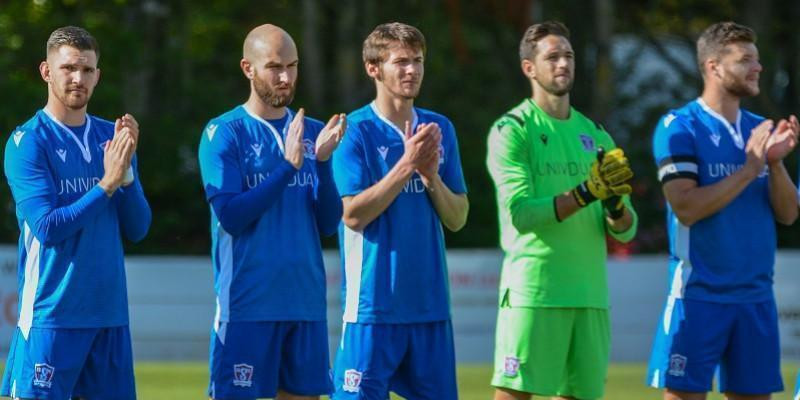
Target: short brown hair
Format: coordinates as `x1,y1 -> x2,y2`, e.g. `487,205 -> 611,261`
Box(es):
697,22 -> 756,74
362,22 -> 426,65
47,26 -> 99,58
519,21 -> 570,61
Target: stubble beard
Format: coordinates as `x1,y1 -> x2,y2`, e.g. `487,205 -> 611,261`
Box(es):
254,76 -> 295,108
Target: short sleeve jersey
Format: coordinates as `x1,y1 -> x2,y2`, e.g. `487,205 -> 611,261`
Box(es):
198,105 -> 328,322
486,99 -> 637,309
332,102 -> 467,324
4,110 -> 129,329
652,99 -> 775,303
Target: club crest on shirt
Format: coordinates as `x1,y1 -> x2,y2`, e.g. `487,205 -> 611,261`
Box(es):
13,130 -> 25,147
56,149 -> 67,162
668,354 -> 687,377
377,146 -> 389,160
232,364 -> 254,387
503,356 -> 520,377
579,134 -> 595,152
206,124 -> 218,141
343,369 -> 362,392
709,132 -> 721,147
250,143 -> 263,158
33,363 -> 54,388
303,138 -> 316,160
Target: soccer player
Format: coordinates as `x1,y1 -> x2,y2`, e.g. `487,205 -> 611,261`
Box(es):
648,22 -> 799,400
330,22 -> 469,399
198,24 -> 345,400
486,21 -> 637,400
0,26 -> 151,400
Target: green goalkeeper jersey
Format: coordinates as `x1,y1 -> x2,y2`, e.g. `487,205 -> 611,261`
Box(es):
486,99 -> 638,309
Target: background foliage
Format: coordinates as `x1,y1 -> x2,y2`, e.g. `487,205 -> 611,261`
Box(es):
0,0 -> 798,254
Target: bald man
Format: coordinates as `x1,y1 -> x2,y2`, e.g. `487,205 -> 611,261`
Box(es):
198,24 -> 346,400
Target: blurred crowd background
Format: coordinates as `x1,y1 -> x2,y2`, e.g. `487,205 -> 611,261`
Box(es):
1,0 -> 798,254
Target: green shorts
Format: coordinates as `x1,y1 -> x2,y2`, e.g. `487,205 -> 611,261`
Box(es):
491,304 -> 610,399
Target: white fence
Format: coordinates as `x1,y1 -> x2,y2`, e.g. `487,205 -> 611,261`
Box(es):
0,246 -> 798,363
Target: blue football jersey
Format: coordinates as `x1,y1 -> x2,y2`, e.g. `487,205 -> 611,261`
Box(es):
652,99 -> 775,303
3,109 -> 149,334
332,102 -> 467,324
198,105 -> 331,323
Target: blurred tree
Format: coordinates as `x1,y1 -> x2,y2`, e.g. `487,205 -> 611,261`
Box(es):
0,0 -> 797,254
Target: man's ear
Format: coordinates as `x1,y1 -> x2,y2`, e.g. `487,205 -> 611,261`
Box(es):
240,58 -> 254,80
365,62 -> 380,80
39,61 -> 50,83
521,59 -> 536,80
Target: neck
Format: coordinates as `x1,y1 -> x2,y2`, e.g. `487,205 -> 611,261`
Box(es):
45,97 -> 86,126
374,90 -> 414,129
531,88 -> 570,120
700,85 -> 740,123
245,91 -> 286,120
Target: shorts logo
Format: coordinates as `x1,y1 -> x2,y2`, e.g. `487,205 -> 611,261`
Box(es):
579,134 -> 595,152
232,363 -> 254,387
303,138 -> 316,160
342,369 -> 362,393
33,363 -> 54,388
503,356 -> 520,377
668,354 -> 687,377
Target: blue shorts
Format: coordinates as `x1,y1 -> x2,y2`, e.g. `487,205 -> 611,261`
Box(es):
0,326 -> 135,400
331,320 -> 457,400
209,320 -> 332,399
647,297 -> 783,394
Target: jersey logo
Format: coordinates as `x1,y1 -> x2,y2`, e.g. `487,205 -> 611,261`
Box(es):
438,143 -> 445,164
206,124 -> 218,141
343,369 -> 362,392
56,149 -> 67,162
33,363 -> 54,388
13,130 -> 25,147
503,356 -> 520,377
232,364 -> 253,387
303,138 -> 316,160
668,354 -> 687,377
709,132 -> 721,147
579,134 -> 595,152
663,114 -> 677,128
377,146 -> 389,160
540,133 -> 548,145
250,143 -> 263,157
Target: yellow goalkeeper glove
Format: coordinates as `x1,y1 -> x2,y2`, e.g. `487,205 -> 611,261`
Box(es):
571,147 -> 633,207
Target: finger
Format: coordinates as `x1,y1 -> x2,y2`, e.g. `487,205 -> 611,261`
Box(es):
338,114 -> 347,141
114,118 -> 122,136
605,168 -> 634,185
324,114 -> 340,131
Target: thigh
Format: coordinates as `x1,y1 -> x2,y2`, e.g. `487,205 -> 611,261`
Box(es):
391,320 -> 457,400
718,300 -> 783,395
279,321 -> 332,396
491,306 -> 574,396
73,326 -> 136,400
331,323 -> 406,400
1,327 -> 96,400
560,308 -> 610,400
209,321 -> 284,400
649,298 -> 734,393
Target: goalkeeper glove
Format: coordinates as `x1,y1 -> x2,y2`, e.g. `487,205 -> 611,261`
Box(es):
571,147 -> 633,207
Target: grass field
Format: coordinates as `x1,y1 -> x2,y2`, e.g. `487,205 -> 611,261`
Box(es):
135,362 -> 799,399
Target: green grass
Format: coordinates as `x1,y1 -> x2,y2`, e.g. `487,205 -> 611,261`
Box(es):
135,362 -> 800,399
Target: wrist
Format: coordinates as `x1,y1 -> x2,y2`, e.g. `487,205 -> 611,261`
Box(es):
98,178 -> 118,197
571,181 -> 598,207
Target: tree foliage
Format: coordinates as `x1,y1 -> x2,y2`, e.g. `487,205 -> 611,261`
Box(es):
0,0 -> 798,253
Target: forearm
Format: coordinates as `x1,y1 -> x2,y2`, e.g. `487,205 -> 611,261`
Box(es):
22,186 -> 111,246
425,174 -> 468,232
115,178 -> 152,242
314,160 -> 343,236
667,168 -> 757,226
342,159 -> 415,231
212,161 -> 296,235
768,161 -> 799,225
